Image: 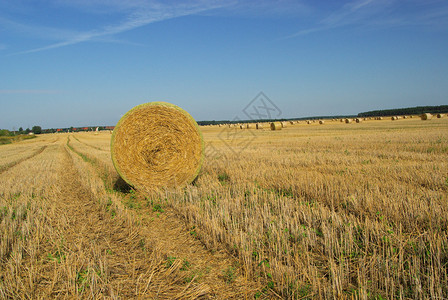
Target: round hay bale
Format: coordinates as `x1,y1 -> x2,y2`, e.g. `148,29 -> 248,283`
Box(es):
437,114 -> 444,118
246,123 -> 252,129
256,123 -> 263,129
239,125 -> 244,129
281,121 -> 287,128
289,121 -> 294,125
391,116 -> 397,120
319,120 -> 325,124
421,113 -> 433,120
345,118 -> 352,124
111,102 -> 204,190
306,120 -> 311,124
270,122 -> 282,130
356,118 -> 362,123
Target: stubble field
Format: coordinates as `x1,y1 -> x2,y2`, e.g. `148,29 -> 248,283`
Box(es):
1,117 -> 447,299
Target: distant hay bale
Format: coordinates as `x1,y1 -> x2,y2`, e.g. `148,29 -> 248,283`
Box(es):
356,118 -> 362,123
403,116 -> 407,119
270,122 -> 282,130
289,121 -> 294,125
246,124 -> 252,129
281,121 -> 287,128
345,118 -> 352,124
437,114 -> 444,118
256,123 -> 263,129
378,117 -> 383,120
421,113 -> 433,120
306,120 -> 311,124
340,119 -> 343,122
319,120 -> 325,124
391,116 -> 397,120
111,102 -> 204,190
240,125 -> 244,129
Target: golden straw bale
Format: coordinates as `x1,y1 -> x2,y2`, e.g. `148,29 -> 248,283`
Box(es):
111,102 -> 204,190
246,124 -> 252,129
356,118 -> 362,123
256,123 -> 263,129
319,120 -> 325,124
270,122 -> 282,130
240,125 -> 244,129
421,113 -> 433,120
345,119 -> 352,124
437,114 -> 444,118
289,121 -> 294,125
281,121 -> 287,128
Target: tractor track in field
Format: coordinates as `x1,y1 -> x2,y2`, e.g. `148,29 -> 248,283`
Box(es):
0,145 -> 47,175
41,145 -> 215,298
72,135 -> 108,152
65,138 -> 269,298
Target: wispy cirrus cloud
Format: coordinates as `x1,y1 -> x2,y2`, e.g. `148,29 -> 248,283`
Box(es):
284,0 -> 448,38
3,0 -> 229,55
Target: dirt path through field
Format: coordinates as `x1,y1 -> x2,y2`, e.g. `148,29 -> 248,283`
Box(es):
53,143 -> 264,298
42,145 -> 211,298
0,145 -> 47,174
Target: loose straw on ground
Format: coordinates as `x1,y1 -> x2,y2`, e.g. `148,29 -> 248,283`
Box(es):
111,102 -> 204,190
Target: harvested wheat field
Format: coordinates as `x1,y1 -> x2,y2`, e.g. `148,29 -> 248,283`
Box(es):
1,117 -> 447,299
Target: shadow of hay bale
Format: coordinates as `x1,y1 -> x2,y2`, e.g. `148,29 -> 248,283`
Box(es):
113,176 -> 132,193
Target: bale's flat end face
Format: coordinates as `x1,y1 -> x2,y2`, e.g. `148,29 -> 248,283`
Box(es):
111,102 -> 204,190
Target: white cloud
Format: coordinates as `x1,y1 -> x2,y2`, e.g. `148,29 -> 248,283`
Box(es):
6,0 -> 229,55
284,0 -> 448,38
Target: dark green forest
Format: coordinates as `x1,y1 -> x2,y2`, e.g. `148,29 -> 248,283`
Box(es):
358,105 -> 448,117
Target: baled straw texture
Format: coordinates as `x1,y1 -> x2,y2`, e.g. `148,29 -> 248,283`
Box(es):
111,102 -> 204,190
421,113 -> 433,120
270,122 -> 282,130
437,114 -> 444,118
256,123 -> 263,129
319,120 -> 325,124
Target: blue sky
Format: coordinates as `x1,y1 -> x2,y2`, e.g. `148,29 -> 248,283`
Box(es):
1,0 -> 447,130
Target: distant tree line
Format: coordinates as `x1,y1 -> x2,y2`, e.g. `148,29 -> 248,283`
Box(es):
197,115 -> 357,126
0,126 -> 42,136
358,105 -> 448,117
